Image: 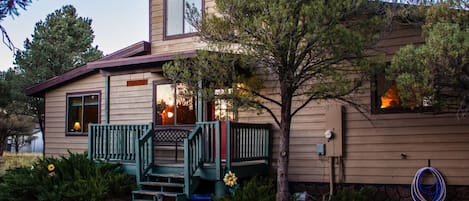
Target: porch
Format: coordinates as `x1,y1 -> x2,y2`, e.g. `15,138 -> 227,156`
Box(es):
88,121 -> 272,201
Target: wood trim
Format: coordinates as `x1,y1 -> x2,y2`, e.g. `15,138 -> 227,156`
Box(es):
98,41 -> 150,61
100,68 -> 163,77
149,0 -> 152,53
26,50 -> 197,97
65,90 -> 102,136
127,79 -> 149,87
87,51 -> 197,69
25,65 -> 96,97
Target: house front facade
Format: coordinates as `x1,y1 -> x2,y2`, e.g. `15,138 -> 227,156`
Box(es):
26,0 -> 469,200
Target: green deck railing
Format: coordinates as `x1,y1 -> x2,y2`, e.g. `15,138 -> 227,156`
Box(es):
184,121 -> 221,196
88,121 -> 271,198
88,123 -> 153,161
135,124 -> 154,186
226,122 -> 271,170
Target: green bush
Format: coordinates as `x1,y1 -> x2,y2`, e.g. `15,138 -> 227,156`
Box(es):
215,176 -> 275,201
330,187 -> 375,201
0,152 -> 135,201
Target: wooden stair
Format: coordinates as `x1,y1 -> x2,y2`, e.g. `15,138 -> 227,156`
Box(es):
132,171 -> 186,201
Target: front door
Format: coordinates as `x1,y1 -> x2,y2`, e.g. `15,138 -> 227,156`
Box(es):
208,90 -> 236,159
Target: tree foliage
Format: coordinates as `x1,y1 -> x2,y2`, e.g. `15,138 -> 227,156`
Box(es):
0,108 -> 34,157
163,0 -> 387,200
388,1 -> 469,117
14,4 -> 103,115
8,5 -> 103,155
0,0 -> 32,51
15,5 -> 103,85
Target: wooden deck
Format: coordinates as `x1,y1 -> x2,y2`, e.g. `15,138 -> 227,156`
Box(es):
88,121 -> 272,201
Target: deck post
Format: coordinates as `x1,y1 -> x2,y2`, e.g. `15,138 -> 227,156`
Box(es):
88,124 -> 93,159
215,180 -> 225,198
214,120 -> 225,197
197,80 -> 203,121
226,121 -> 231,170
184,139 -> 190,196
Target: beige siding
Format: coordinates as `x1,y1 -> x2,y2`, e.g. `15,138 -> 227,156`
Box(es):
44,73 -> 105,156
240,23 -> 469,186
345,100 -> 469,185
44,71 -> 167,156
150,0 -> 216,54
109,72 -> 166,124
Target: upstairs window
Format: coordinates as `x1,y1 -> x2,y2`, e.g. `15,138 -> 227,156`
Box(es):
154,82 -> 197,126
66,92 -> 100,135
165,0 -> 202,38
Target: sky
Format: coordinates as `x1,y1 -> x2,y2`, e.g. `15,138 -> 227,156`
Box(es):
0,0 -> 149,71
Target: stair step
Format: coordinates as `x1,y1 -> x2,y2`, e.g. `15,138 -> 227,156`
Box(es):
140,181 -> 184,188
155,163 -> 184,168
149,173 -> 184,179
133,189 -> 183,198
133,189 -> 160,196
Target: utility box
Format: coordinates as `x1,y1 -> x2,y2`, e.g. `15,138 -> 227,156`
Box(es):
316,144 -> 325,156
324,104 -> 344,157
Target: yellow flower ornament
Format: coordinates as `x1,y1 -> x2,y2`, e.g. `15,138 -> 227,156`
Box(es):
223,171 -> 238,187
47,164 -> 55,172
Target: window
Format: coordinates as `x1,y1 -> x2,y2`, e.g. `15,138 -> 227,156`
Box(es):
154,82 -> 196,126
212,88 -> 235,121
165,0 -> 202,37
372,74 -> 431,113
66,92 -> 100,135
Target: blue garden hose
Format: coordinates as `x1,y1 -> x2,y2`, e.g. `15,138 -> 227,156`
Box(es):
411,167 -> 446,201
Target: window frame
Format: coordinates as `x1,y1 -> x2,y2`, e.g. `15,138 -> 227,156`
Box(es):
163,0 -> 204,40
371,73 -> 432,114
153,80 -> 197,128
65,91 -> 101,136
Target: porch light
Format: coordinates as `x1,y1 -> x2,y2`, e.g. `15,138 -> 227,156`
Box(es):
73,122 -> 81,131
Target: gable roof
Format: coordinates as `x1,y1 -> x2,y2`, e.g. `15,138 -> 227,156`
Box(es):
25,41 -> 197,97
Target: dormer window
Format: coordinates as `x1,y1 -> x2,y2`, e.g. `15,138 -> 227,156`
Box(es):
165,0 -> 202,38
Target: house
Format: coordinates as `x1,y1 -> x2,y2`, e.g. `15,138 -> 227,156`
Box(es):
25,0 -> 469,201
19,128 -> 43,153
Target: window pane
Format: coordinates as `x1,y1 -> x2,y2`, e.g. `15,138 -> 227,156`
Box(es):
380,83 -> 400,109
184,0 -> 202,33
83,95 -> 99,132
68,97 -> 82,132
214,89 -> 234,121
176,83 -> 196,124
167,0 -> 184,36
156,84 -> 175,125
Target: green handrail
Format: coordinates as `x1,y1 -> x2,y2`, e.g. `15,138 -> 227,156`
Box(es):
135,123 -> 154,186
184,121 -> 221,197
184,125 -> 202,196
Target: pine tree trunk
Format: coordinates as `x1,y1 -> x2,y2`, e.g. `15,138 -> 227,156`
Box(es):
276,91 -> 293,201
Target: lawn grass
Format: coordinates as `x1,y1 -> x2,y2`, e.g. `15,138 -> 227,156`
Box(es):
0,152 -> 42,175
